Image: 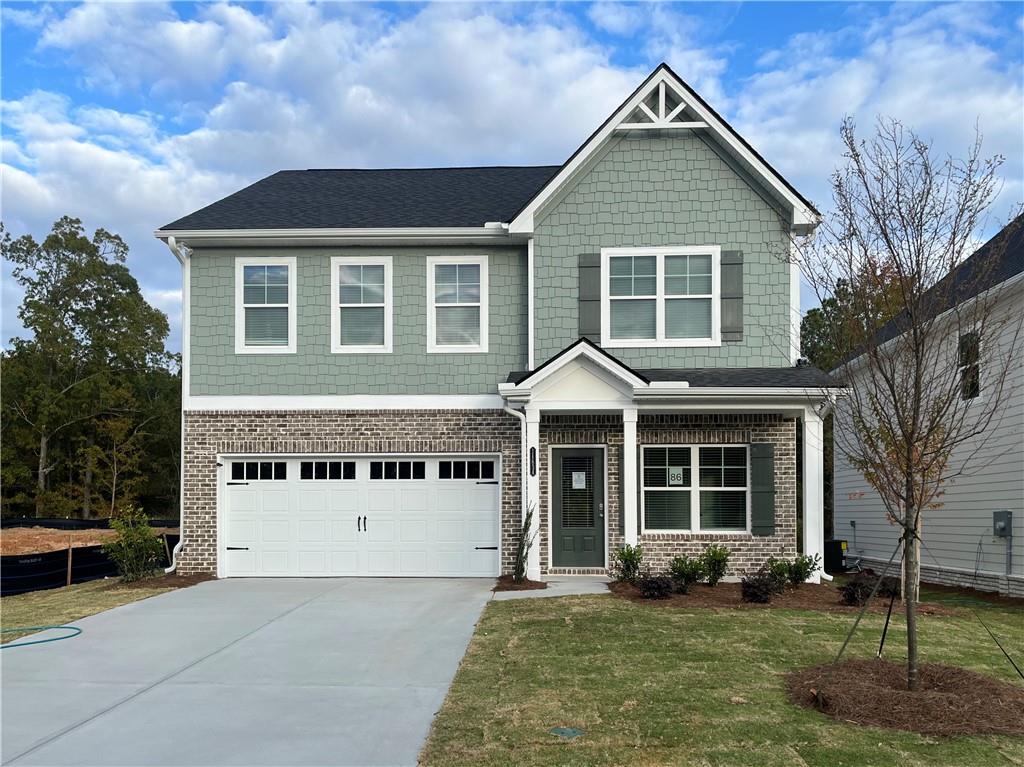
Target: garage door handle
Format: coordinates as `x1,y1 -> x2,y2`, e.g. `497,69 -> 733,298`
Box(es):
226,546 -> 249,551
476,481 -> 499,485
357,516 -> 361,532
226,482 -> 249,486
363,515 -> 367,532
475,546 -> 498,550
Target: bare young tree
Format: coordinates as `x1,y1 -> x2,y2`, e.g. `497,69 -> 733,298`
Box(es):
796,117 -> 1023,690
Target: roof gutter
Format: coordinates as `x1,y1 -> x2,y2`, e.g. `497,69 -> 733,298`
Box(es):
161,236 -> 189,573
153,225 -> 520,247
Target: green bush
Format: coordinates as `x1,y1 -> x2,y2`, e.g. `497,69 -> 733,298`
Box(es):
637,575 -> 674,599
741,567 -> 786,603
668,555 -> 704,594
699,544 -> 731,586
610,544 -> 644,584
787,553 -> 821,586
102,507 -> 164,582
765,556 -> 792,590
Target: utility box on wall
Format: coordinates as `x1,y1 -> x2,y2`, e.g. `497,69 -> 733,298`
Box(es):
993,510 -> 1012,538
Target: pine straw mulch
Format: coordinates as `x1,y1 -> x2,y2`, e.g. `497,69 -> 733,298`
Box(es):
1,526 -> 178,555
787,659 -> 1024,736
493,575 -> 547,592
607,580 -> 955,615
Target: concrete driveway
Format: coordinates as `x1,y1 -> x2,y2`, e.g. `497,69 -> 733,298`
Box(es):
1,578 -> 493,766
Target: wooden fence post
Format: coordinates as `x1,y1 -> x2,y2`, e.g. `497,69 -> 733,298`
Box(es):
66,542 -> 73,587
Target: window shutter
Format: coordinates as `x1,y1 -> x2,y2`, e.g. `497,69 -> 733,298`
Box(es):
721,250 -> 743,342
750,442 -> 775,536
578,253 -> 601,341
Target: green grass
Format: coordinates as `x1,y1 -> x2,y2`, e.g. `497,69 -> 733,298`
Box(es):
421,594 -> 1024,767
1,577 -> 177,643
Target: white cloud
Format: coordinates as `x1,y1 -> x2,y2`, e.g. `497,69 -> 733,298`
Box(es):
588,3 -> 645,36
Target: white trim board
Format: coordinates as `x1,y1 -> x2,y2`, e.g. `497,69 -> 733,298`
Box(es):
186,394 -> 506,411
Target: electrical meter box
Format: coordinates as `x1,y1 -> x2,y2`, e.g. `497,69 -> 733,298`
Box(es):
993,510 -> 1012,538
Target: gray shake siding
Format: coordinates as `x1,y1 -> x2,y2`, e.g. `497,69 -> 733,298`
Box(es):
190,245 -> 527,396
532,132 -> 793,366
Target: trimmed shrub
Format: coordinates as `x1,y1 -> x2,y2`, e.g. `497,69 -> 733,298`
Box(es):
610,544 -> 645,584
838,570 -> 900,606
787,553 -> 821,586
102,506 -> 164,582
741,568 -> 784,603
668,555 -> 704,594
765,556 -> 792,590
637,575 -> 674,600
700,544 -> 731,586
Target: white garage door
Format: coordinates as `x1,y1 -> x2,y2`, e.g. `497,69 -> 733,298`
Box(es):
222,455 -> 500,578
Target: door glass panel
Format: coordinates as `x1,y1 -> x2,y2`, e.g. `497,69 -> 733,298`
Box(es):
561,456 -> 594,528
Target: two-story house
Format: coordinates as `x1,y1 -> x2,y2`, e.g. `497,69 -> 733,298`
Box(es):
156,64 -> 841,582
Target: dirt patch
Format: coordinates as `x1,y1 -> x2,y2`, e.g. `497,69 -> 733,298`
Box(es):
608,580 -> 954,616
1,526 -> 177,556
787,658 -> 1024,736
113,572 -> 214,591
493,575 -> 547,592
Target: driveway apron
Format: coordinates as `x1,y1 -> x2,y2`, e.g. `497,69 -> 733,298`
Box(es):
1,578 -> 492,766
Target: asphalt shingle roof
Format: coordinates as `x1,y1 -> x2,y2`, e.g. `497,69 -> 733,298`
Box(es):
160,166 -> 561,231
506,365 -> 841,388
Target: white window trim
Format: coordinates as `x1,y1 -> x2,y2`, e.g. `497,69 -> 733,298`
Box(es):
600,245 -> 721,348
234,256 -> 297,354
426,255 -> 489,353
640,444 -> 750,534
330,256 -> 393,354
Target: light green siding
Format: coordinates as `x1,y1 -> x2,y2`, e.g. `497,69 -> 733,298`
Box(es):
533,131 -> 792,367
190,246 -> 526,395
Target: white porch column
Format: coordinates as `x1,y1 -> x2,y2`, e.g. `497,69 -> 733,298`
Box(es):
803,409 -> 825,583
622,407 -> 638,546
525,405 -> 542,581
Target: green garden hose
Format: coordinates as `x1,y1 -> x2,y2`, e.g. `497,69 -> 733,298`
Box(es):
0,625 -> 82,649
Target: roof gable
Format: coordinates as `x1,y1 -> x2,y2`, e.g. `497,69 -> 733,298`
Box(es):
508,63 -> 819,234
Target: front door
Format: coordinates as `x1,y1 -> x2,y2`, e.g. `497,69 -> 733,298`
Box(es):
552,448 -> 605,567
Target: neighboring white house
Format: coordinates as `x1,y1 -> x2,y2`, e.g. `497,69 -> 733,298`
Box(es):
834,216 -> 1024,597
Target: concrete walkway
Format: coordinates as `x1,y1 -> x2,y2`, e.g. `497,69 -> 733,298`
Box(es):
491,576 -> 611,600
1,578 -> 492,767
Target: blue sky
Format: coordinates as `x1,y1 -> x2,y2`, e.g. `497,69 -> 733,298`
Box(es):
3,1 -> 1022,353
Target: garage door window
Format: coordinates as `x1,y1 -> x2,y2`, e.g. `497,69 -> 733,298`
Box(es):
369,460 -> 426,480
231,461 -> 287,480
300,460 -> 356,480
439,460 -> 495,480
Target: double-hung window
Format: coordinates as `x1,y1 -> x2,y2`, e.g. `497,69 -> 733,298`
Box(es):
331,256 -> 392,353
958,331 -> 980,401
427,255 -> 488,353
235,257 -> 296,353
641,445 -> 749,533
601,246 -> 720,347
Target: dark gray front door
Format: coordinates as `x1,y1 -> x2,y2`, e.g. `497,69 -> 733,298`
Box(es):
552,448 -> 605,567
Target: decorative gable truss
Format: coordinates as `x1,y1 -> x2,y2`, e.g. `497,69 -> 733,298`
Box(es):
617,80 -> 708,131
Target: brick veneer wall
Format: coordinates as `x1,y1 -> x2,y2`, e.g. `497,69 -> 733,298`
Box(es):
181,409 -> 521,575
540,413 -> 798,577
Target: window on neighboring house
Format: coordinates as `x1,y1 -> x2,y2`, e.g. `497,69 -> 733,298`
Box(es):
698,447 -> 748,531
602,247 -> 720,347
332,257 -> 392,353
958,331 -> 980,401
641,447 -> 691,531
235,258 -> 296,353
427,256 -> 488,352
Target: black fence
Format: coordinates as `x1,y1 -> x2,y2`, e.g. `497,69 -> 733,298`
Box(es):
1,534 -> 180,597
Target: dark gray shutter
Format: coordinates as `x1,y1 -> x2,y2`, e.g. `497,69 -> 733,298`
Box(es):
750,443 -> 775,536
578,253 -> 601,341
721,250 -> 743,342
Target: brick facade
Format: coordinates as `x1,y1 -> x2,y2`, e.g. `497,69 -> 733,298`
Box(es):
181,409 -> 521,575
539,413 -> 798,577
181,409 -> 797,579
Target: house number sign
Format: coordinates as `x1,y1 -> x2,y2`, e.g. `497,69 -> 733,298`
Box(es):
572,472 -> 587,490
668,466 -> 685,486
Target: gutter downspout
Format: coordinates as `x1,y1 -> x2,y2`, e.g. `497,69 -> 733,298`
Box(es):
504,406 -> 528,525
162,236 -> 188,573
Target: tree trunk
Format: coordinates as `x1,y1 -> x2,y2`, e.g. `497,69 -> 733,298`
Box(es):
904,509 -> 922,691
83,435 -> 94,518
36,433 -> 48,518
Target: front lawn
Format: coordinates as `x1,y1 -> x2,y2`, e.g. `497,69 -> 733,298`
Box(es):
421,592 -> 1024,767
1,574 -> 204,643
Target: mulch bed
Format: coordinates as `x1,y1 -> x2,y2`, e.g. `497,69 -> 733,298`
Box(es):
787,659 -> 1024,736
113,572 -> 214,591
493,575 -> 547,592
1,526 -> 178,555
607,580 -> 955,616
